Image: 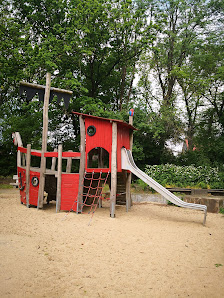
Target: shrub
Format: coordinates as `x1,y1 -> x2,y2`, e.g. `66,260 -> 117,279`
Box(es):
144,164 -> 224,189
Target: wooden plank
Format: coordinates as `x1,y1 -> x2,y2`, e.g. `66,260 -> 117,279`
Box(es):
110,121 -> 117,218
126,112 -> 134,212
26,144 -> 31,207
20,81 -> 73,95
77,115 -> 86,213
38,72 -> 51,209
17,146 -> 27,153
66,150 -> 72,173
56,144 -> 63,212
51,148 -> 58,171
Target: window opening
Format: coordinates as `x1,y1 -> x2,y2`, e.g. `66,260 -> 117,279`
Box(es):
87,147 -> 109,169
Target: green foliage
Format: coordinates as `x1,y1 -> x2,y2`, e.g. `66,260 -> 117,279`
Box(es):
132,179 -> 151,192
0,184 -> 13,189
0,0 -> 223,177
145,164 -> 224,189
0,98 -> 44,176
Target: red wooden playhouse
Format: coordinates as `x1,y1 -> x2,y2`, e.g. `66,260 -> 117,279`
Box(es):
13,74 -> 135,217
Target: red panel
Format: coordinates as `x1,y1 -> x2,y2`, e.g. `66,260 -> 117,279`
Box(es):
29,171 -> 40,206
18,147 -> 27,153
60,174 -> 79,211
117,124 -> 130,172
62,152 -> 81,158
17,167 -> 26,204
44,151 -> 81,158
31,151 -> 41,157
85,117 -> 112,171
44,152 -> 58,157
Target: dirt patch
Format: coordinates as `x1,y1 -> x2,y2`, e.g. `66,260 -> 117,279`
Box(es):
0,188 -> 224,297
0,177 -> 14,185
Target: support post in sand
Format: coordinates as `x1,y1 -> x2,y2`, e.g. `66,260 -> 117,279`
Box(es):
77,115 -> 86,213
38,72 -> 51,209
26,144 -> 31,208
110,121 -> 117,218
126,109 -> 134,212
56,144 -> 63,212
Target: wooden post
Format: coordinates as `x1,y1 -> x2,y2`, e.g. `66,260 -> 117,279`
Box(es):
129,113 -> 134,148
126,111 -> 134,212
77,115 -> 85,213
26,144 -> 31,208
110,121 -> 117,218
66,150 -> 72,173
38,72 -> 51,209
51,148 -> 58,171
56,144 -> 63,212
14,132 -> 23,167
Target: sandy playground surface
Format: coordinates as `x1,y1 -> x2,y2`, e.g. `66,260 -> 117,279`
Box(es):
0,188 -> 224,298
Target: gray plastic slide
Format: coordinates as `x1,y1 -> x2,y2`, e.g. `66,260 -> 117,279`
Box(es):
121,148 -> 207,225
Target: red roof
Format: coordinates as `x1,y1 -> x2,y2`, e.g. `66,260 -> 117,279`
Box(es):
72,111 -> 136,130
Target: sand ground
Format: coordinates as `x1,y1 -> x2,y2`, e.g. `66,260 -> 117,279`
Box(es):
0,188 -> 224,298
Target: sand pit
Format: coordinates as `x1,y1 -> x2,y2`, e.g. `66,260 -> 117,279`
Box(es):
0,188 -> 224,298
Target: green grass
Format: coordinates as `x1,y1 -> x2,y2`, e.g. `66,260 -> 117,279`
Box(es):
0,184 -> 13,189
215,264 -> 223,268
219,207 -> 224,214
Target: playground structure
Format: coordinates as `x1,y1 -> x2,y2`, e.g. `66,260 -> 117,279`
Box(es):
13,73 -> 207,224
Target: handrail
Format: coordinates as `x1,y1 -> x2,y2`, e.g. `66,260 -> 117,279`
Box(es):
17,146 -> 81,158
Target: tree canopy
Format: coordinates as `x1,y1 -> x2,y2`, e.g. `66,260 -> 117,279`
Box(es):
0,0 -> 223,176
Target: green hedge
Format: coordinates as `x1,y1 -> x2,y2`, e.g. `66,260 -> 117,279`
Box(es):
144,164 -> 224,189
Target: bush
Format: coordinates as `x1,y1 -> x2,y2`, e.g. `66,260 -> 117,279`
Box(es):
144,164 -> 224,189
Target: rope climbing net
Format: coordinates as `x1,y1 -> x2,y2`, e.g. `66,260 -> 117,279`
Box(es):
65,171 -> 110,224
80,171 -> 110,213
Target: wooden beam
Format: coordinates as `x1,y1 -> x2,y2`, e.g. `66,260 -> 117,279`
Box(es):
77,116 -> 86,213
20,81 -> 73,95
56,144 -> 63,212
26,144 -> 31,208
51,148 -> 58,171
66,150 -> 72,173
126,112 -> 134,212
110,121 -> 117,218
14,132 -> 23,167
129,114 -> 134,149
38,72 -> 51,209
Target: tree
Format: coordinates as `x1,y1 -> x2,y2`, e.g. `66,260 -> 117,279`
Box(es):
146,0 -> 208,104
138,0 -> 224,158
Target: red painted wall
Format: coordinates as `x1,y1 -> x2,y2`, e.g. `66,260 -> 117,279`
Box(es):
85,117 -> 112,172
17,168 -> 40,206
60,173 -> 79,211
84,117 -> 131,172
29,171 -> 40,206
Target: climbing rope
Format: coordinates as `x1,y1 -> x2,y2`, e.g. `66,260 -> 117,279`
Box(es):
63,171 -> 110,225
